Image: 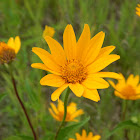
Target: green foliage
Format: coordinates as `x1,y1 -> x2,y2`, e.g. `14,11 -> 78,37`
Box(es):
0,0 -> 140,140
57,117 -> 90,140
106,120 -> 140,139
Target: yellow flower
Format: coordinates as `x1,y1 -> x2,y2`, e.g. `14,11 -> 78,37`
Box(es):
32,24 -> 121,101
109,74 -> 140,100
69,129 -> 101,140
0,36 -> 21,64
43,25 -> 55,39
49,100 -> 84,122
136,4 -> 140,17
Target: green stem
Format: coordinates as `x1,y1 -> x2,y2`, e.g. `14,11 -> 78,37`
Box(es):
121,100 -> 128,121
55,88 -> 70,140
121,100 -> 129,140
6,64 -> 38,140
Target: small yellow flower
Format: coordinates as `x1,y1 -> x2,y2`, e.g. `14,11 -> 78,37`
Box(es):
69,129 -> 101,140
43,25 -> 55,39
49,100 -> 84,122
136,4 -> 140,17
0,36 -> 21,64
109,74 -> 140,100
32,24 -> 121,102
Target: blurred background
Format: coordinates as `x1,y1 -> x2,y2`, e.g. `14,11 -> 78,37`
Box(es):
0,0 -> 140,140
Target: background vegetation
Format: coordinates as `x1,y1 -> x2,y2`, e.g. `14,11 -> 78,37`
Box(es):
0,0 -> 140,139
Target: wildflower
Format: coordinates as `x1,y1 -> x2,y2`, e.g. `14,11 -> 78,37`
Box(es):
109,74 -> 140,100
136,4 -> 140,16
32,24 -> 121,101
49,100 -> 84,122
0,36 -> 21,64
69,129 -> 101,140
43,25 -> 55,39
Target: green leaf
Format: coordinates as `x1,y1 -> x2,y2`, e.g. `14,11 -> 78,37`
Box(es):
4,135 -> 33,140
106,120 -> 140,138
0,93 -> 7,102
4,136 -> 21,140
57,117 -> 90,140
16,135 -> 34,140
42,131 -> 55,140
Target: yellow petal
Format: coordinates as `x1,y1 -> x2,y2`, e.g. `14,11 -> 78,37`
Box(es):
114,91 -> 126,100
87,132 -> 93,138
117,73 -> 126,85
67,102 -> 77,114
45,36 -> 66,66
76,133 -> 81,139
82,77 -> 109,89
70,109 -> 84,120
7,37 -> 15,50
90,72 -> 122,79
51,84 -> 68,101
95,46 -> 115,60
15,36 -> 21,53
92,135 -> 101,140
63,24 -> 76,60
136,84 -> 140,93
127,74 -> 139,87
58,100 -> 64,112
136,7 -> 140,12
50,103 -> 59,114
43,25 -> 55,38
76,24 -> 90,60
82,88 -> 100,102
48,108 -> 60,121
31,63 -> 50,72
68,139 -> 75,140
81,31 -> 105,66
87,54 -> 120,74
108,80 -> 116,89
32,47 -> 61,75
69,83 -> 84,97
82,129 -> 87,137
40,74 -> 65,87
136,11 -> 140,16
133,75 -> 139,86
126,74 -> 134,85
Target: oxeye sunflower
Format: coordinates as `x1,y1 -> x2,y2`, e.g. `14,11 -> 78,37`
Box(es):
69,129 -> 101,140
43,25 -> 55,39
136,4 -> 140,16
49,100 -> 84,122
0,36 -> 21,64
32,24 -> 121,101
109,74 -> 140,100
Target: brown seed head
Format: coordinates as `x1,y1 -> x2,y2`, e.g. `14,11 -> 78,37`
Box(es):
0,42 -> 16,64
61,59 -> 87,84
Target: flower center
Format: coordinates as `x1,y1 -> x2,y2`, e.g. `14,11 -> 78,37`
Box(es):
61,59 -> 87,84
0,42 -> 16,64
121,85 -> 136,98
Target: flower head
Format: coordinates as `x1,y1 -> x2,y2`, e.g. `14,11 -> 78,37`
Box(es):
32,24 -> 121,101
136,4 -> 140,17
49,100 -> 84,122
43,25 -> 55,39
69,129 -> 101,140
0,36 -> 21,64
109,74 -> 140,100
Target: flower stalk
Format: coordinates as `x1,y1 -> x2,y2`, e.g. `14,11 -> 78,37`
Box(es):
7,64 -> 38,140
11,75 -> 38,140
55,88 -> 70,140
121,99 -> 128,121
121,100 -> 129,140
